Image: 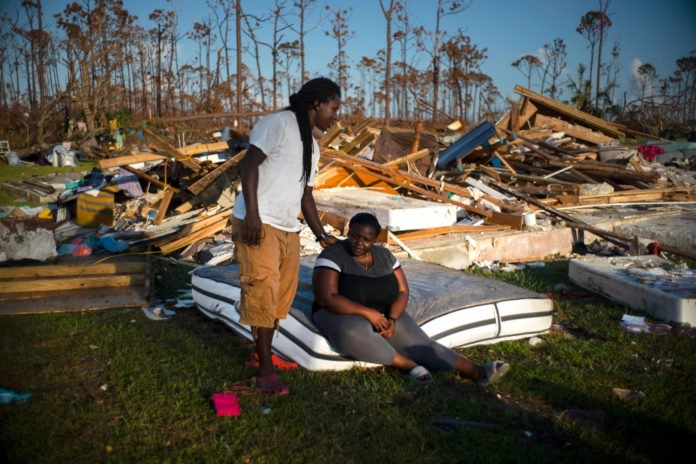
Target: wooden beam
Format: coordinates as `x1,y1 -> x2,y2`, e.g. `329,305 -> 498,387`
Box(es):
514,85 -> 625,137
143,127 -> 201,171
0,262 -> 145,280
383,148 -> 431,168
534,114 -> 614,145
395,224 -> 510,241
159,218 -> 229,254
122,166 -> 180,192
517,99 -> 538,130
179,209 -> 232,235
178,141 -> 230,156
0,275 -> 145,294
98,153 -> 167,169
154,189 -> 175,225
186,150 -> 246,195
319,122 -> 342,147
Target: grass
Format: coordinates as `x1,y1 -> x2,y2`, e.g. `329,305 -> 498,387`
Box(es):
1,260 -> 695,463
0,162 -> 95,206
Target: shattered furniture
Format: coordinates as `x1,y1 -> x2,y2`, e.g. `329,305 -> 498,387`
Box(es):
192,255 -> 553,370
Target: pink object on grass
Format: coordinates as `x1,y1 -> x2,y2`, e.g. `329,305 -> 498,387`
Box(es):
212,392 -> 241,416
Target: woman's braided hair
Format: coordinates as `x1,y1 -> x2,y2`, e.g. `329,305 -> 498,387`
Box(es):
288,77 -> 341,185
349,212 -> 382,236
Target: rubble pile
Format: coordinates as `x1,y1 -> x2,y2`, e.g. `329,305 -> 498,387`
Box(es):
1,85 -> 695,272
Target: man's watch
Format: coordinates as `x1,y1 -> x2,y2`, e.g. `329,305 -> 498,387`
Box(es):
315,232 -> 329,242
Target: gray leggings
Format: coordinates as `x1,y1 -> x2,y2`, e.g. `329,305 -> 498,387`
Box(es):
313,310 -> 460,371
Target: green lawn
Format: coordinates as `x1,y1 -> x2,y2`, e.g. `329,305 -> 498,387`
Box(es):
1,260 -> 694,463
0,162 -> 95,206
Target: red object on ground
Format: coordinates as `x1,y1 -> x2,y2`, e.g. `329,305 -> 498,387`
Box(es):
245,352 -> 299,370
211,392 -> 241,416
637,145 -> 665,162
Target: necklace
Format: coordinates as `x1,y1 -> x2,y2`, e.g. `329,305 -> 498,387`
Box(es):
353,252 -> 372,270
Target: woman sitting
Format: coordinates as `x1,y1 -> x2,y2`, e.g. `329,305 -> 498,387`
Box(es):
312,212 -> 510,385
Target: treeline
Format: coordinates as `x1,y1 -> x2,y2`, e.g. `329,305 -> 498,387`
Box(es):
0,0 -> 694,146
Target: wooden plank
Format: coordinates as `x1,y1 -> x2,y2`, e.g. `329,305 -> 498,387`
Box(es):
0,262 -> 145,280
514,85 -> 625,137
186,150 -> 246,195
159,219 -> 228,254
331,160 -> 492,218
510,100 -> 521,132
175,197 -> 201,214
319,121 -> 342,147
98,153 -> 167,169
383,148 -> 431,168
180,209 -> 232,235
178,141 -> 230,156
517,99 -> 538,130
154,189 -> 175,225
122,166 -> 180,192
324,150 -> 477,201
488,211 -> 524,230
0,275 -> 145,294
314,164 -> 398,194
143,127 -> 201,171
534,114 -> 614,145
342,129 -> 377,156
0,287 -> 148,314
493,153 -> 517,175
395,225 -> 510,241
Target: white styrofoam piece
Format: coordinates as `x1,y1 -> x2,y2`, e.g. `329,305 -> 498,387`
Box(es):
313,187 -> 457,231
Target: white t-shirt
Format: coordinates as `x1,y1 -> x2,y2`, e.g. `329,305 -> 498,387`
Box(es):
233,110 -> 320,232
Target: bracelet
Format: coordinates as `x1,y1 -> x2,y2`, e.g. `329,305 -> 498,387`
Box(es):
388,316 -> 397,323
315,232 -> 328,242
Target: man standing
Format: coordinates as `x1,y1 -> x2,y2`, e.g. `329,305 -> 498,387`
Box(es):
232,77 -> 341,395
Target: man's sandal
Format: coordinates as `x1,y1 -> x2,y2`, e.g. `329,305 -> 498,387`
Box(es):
246,352 -> 299,370
255,372 -> 290,396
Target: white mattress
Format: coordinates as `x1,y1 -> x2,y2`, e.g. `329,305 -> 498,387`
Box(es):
192,256 -> 553,371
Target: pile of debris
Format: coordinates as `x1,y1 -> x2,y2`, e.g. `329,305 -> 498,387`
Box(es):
1,86 -> 695,274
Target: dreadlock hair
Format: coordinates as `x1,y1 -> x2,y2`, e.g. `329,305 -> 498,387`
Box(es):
287,77 -> 341,185
349,212 -> 382,237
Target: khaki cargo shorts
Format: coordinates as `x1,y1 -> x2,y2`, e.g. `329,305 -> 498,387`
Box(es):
232,218 -> 300,329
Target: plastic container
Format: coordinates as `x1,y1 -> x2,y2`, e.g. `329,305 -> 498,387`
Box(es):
523,211 -> 537,227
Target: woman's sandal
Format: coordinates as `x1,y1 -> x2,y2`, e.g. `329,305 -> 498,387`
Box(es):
255,372 -> 290,396
408,365 -> 433,384
477,360 -> 510,386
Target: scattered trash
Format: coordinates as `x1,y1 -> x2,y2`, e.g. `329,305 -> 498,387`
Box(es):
619,314 -> 672,335
142,306 -> 176,320
0,388 -> 32,405
612,387 -> 646,401
523,430 -> 533,438
528,336 -> 543,346
262,407 -> 272,415
553,283 -> 569,292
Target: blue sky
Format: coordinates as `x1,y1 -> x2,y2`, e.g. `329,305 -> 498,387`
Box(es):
5,0 -> 696,103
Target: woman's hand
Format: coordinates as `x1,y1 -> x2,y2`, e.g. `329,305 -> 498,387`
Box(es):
365,310 -> 390,332
380,319 -> 396,339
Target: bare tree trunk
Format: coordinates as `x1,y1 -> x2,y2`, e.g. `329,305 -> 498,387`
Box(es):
380,0 -> 395,126
236,0 -> 243,115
